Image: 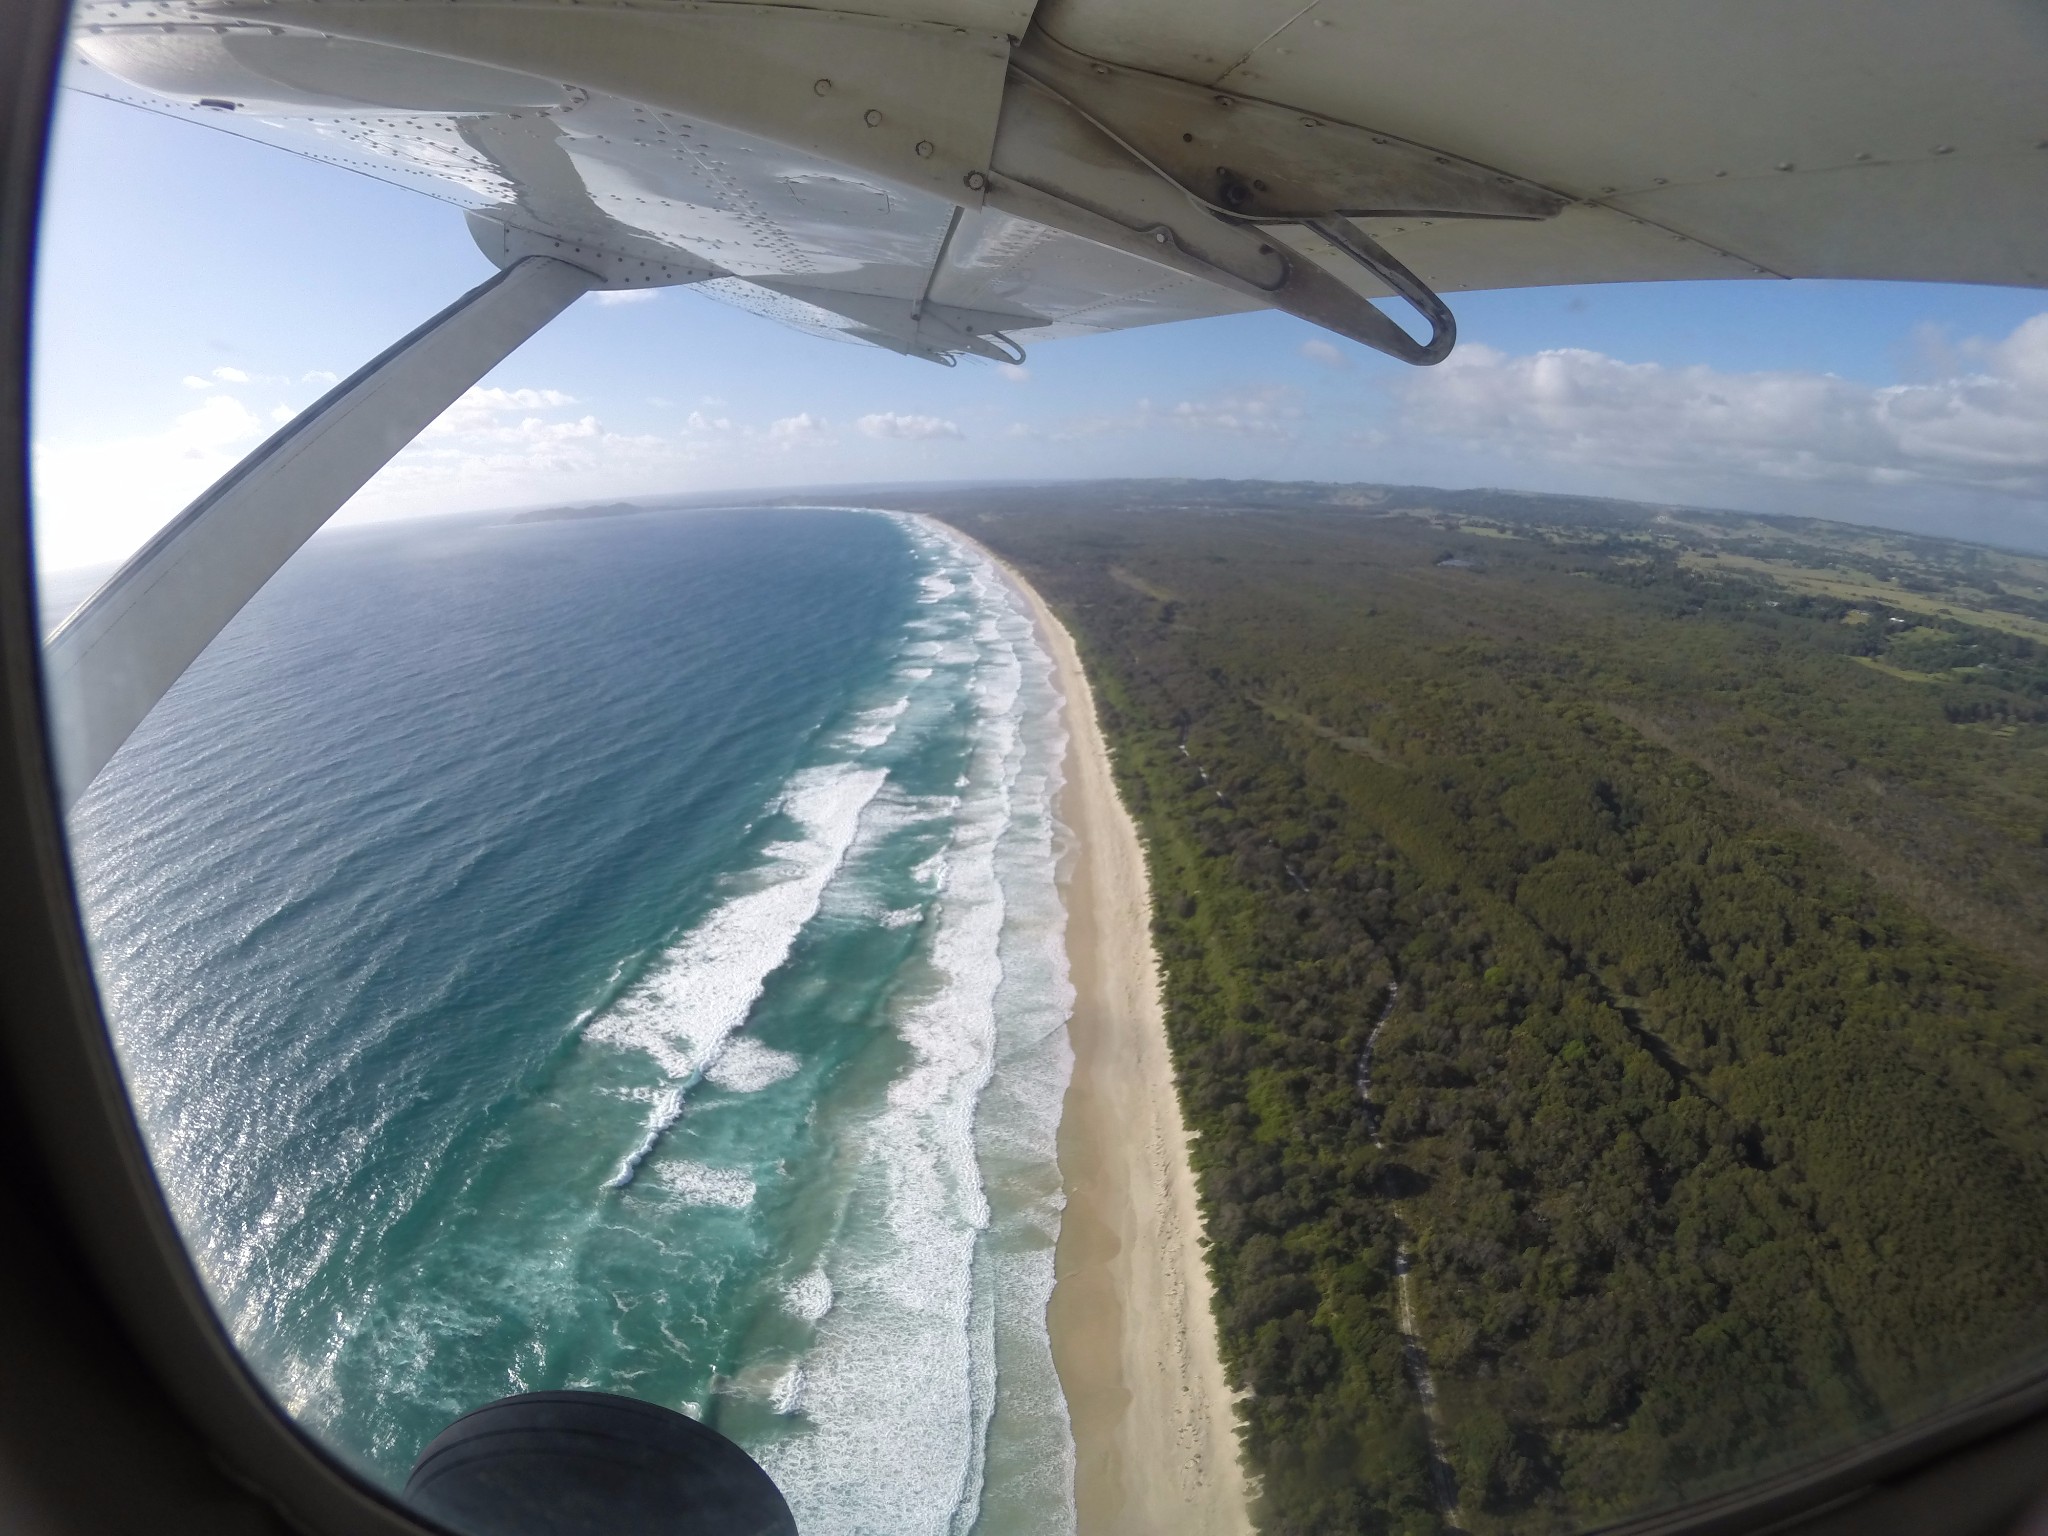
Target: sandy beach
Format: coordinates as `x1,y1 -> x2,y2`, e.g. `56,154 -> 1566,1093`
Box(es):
924,517 -> 1253,1536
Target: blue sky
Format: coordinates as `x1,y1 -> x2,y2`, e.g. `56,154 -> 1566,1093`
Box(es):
31,84 -> 2048,572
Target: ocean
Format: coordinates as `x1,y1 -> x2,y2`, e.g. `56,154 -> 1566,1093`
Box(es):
58,505 -> 1077,1535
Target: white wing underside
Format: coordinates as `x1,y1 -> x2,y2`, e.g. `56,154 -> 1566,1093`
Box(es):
65,44 -> 1262,359
65,0 -> 2048,362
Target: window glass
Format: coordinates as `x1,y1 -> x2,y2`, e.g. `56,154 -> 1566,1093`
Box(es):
33,7 -> 2048,1535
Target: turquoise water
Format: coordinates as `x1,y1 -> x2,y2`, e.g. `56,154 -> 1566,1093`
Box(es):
62,506 -> 1076,1535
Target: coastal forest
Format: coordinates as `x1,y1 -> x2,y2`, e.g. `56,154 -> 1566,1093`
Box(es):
904,484 -> 2048,1536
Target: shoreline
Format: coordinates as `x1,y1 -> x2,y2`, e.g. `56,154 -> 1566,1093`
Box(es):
922,515 -> 1252,1536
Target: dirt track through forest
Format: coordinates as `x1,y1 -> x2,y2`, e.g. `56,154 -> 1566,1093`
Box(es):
1361,984 -> 1464,1531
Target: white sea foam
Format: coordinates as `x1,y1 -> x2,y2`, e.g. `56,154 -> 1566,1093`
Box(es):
756,520 -> 1077,1536
651,1160 -> 755,1209
785,1267 -> 834,1322
703,1037 -> 802,1093
767,1362 -> 807,1415
972,613 -> 1079,1533
841,696 -> 910,751
587,761 -> 887,1187
898,667 -> 933,681
608,1087 -> 683,1190
879,905 -> 923,929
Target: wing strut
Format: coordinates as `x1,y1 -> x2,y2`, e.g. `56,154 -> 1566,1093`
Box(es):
41,254 -> 599,810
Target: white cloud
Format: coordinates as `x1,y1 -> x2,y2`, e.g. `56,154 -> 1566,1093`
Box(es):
474,386 -> 577,410
34,366 -> 974,573
362,384 -> 676,514
1300,338 -> 1349,368
373,391 -> 840,516
38,379 -> 639,565
770,412 -> 830,443
177,394 -> 266,451
424,386 -> 578,438
33,393 -> 269,569
997,363 -> 1032,385
183,363 -> 303,393
1164,387 -> 1303,439
1395,313 -> 2048,499
595,288 -> 662,306
856,411 -> 962,440
302,369 -> 339,386
1014,387 -> 1302,443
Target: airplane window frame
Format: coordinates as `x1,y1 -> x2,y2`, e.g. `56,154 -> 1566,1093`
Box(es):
0,3 -> 2045,1534
0,5 -> 447,1532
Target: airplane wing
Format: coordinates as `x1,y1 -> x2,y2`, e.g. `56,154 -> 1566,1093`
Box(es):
1027,0 -> 2048,293
63,31 -> 1265,369
45,0 -> 2048,803
66,0 -> 2048,366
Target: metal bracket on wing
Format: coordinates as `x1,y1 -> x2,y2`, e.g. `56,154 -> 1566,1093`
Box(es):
468,213 -> 723,289
1299,218 -> 1456,366
457,112 -> 728,291
757,279 -> 1047,367
983,31 -> 1567,364
889,205 -> 1029,366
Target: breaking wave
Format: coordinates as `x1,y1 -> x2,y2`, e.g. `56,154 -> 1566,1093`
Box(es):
587,762 -> 887,1186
